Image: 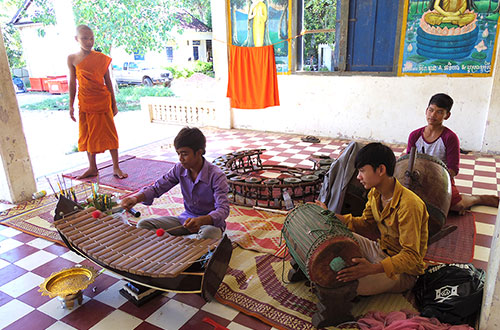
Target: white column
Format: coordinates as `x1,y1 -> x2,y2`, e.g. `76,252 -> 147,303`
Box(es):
0,26 -> 37,202
211,0 -> 232,129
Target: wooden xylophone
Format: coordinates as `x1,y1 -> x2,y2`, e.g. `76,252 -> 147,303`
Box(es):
54,197 -> 232,300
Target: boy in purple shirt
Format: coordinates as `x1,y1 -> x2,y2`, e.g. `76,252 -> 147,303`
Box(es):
121,127 -> 230,239
407,93 -> 499,214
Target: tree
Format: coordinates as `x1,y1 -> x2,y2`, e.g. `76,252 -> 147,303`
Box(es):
303,0 -> 336,62
177,0 -> 212,28
73,0 -> 179,56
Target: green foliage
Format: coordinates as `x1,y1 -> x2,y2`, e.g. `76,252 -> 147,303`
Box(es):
21,86 -> 174,111
73,0 -> 177,55
407,54 -> 428,63
303,0 -> 336,59
164,65 -> 194,79
193,60 -> 214,76
2,24 -> 25,68
431,59 -> 458,66
472,52 -> 487,60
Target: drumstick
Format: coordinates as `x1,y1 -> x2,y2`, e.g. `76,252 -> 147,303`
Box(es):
164,225 -> 185,233
253,206 -> 289,215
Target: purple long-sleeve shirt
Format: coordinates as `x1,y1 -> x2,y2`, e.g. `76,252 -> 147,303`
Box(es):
140,158 -> 230,230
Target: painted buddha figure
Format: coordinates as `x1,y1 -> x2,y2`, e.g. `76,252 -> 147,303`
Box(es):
248,0 -> 268,47
424,0 -> 476,27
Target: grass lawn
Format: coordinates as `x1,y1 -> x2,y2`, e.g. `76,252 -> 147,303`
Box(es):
20,86 -> 174,111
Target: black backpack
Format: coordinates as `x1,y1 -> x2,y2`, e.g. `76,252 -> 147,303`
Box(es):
413,263 -> 485,325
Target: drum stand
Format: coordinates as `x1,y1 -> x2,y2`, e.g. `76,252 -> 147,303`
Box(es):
288,259 -> 358,328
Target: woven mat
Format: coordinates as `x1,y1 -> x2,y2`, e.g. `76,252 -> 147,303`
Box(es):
0,184 -> 126,245
425,212 -> 476,264
216,247 -> 416,330
63,156 -> 175,192
125,187 -> 287,255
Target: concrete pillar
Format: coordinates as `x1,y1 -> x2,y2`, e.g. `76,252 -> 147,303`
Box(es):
480,209 -> 500,329
211,0 -> 233,129
482,34 -> 500,153
0,26 -> 37,203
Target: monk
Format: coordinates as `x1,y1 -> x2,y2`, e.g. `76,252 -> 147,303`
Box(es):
68,25 -> 127,179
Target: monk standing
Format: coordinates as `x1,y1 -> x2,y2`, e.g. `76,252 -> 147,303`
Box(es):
68,25 -> 127,179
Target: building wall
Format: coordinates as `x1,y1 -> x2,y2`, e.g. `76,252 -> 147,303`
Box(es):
212,1 -> 500,153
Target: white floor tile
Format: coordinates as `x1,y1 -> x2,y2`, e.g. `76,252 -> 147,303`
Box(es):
38,294 -> 90,320
476,157 -> 496,163
472,187 -> 498,196
268,156 -> 287,162
27,237 -> 55,249
454,179 -> 473,188
89,309 -> 142,330
474,245 -> 490,262
93,281 -> 128,308
290,153 -> 311,160
0,299 -> 34,329
0,258 -> 9,271
201,300 -> 239,320
475,165 -> 496,172
476,222 -> 495,237
0,226 -> 23,238
0,238 -> 24,255
45,321 -> 78,330
471,205 -> 498,215
461,159 -> 475,165
146,299 -> 198,330
303,146 -> 321,152
474,175 -> 498,184
459,168 -> 474,175
60,251 -> 86,263
0,272 -> 45,298
15,250 -> 57,271
279,162 -> 298,168
227,322 -> 254,330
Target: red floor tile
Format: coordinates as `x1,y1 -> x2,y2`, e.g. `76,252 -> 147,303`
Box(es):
475,233 -> 493,249
3,310 -> 56,330
31,257 -> 77,278
0,290 -> 13,308
232,312 -> 273,329
134,322 -> 165,330
0,244 -> 39,263
474,212 -> 497,225
119,294 -> 170,320
172,292 -> 207,309
82,273 -> 120,298
11,232 -> 37,244
17,286 -> 52,308
0,264 -> 27,286
179,310 -> 231,330
43,243 -> 70,256
60,299 -> 114,329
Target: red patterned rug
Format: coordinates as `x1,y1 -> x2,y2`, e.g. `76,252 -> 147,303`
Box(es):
216,247 -> 415,330
63,157 -> 175,192
0,184 -> 126,245
425,212 -> 476,264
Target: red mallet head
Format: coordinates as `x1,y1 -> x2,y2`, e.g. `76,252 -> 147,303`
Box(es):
156,228 -> 165,237
91,210 -> 102,219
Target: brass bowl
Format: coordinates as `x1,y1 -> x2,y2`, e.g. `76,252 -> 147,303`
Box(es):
39,266 -> 98,298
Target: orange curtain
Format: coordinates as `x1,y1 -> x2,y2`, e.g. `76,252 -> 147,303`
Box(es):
227,45 -> 280,109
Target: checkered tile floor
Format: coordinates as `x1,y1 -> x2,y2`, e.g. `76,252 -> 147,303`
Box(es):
1,127 -> 498,329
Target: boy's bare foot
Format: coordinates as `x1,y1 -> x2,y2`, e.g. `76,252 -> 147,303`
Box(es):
77,168 -> 98,179
478,195 -> 499,208
113,169 -> 128,179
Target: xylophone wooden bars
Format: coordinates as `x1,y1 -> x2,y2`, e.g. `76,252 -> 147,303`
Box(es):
54,207 -> 220,279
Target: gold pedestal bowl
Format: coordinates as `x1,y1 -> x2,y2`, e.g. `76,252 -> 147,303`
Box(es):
39,266 -> 99,309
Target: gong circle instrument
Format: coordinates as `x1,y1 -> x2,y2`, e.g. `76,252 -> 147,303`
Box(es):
282,203 -> 362,288
394,149 -> 452,237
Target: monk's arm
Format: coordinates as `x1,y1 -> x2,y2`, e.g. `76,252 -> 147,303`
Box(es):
67,56 -> 77,122
104,70 -> 118,116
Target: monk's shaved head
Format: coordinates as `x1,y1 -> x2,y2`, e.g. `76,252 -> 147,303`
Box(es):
76,24 -> 93,36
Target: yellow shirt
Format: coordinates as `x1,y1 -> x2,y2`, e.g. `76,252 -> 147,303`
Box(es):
343,179 -> 429,279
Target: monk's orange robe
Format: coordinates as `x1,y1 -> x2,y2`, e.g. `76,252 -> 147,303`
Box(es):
227,45 -> 280,109
76,51 -> 119,154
